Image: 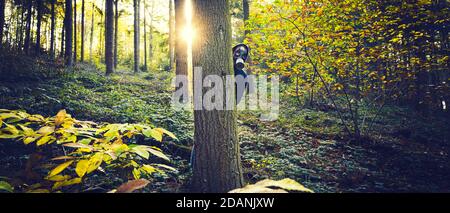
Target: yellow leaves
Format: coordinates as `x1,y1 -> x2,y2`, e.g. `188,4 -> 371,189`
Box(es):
142,128 -> 177,142
141,165 -> 156,174
0,109 -> 174,192
154,128 -> 178,140
75,160 -> 90,177
229,178 -> 314,193
132,168 -> 141,180
333,83 -> 344,91
87,153 -> 103,174
131,146 -> 150,159
0,124 -> 20,139
37,126 -> 55,136
143,129 -> 163,142
46,175 -> 71,182
36,135 -> 53,146
146,147 -> 170,162
48,160 -> 74,178
0,181 -> 14,192
55,109 -> 67,127
52,177 -> 82,190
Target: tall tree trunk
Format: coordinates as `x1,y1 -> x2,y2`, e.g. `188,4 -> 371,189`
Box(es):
149,1 -> 153,60
74,0 -> 77,62
50,0 -> 56,58
243,0 -> 249,38
191,0 -> 244,193
168,0 -> 175,70
65,0 -> 73,66
0,0 -> 5,46
81,0 -> 85,62
24,0 -> 32,54
89,2 -> 94,62
18,7 -> 25,50
143,4 -> 147,71
133,0 -> 140,72
61,17 -> 65,58
35,0 -> 43,54
175,0 -> 187,77
114,0 -> 118,68
105,0 -> 114,75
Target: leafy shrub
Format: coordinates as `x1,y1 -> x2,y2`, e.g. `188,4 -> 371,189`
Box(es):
0,109 -> 177,192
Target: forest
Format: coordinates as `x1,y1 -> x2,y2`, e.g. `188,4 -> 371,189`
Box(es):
0,0 -> 449,194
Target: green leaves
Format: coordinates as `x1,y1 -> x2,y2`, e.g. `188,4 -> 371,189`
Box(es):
0,181 -> 14,193
0,109 -> 177,192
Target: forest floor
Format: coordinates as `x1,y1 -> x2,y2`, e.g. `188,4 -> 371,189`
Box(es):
1,54 -> 450,192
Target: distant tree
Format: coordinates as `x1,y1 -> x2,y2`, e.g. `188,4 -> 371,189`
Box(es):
191,0 -> 244,193
89,2 -> 94,62
169,0 -> 175,70
81,0 -> 85,62
24,0 -> 32,54
50,0 -> 56,58
114,0 -> 118,68
35,0 -> 43,54
243,0 -> 249,38
133,0 -> 140,72
65,0 -> 73,66
105,0 -> 114,75
74,0 -> 77,62
143,2 -> 147,71
174,0 -> 187,76
0,0 -> 5,46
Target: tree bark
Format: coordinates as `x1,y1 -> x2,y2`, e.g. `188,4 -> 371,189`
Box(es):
89,2 -> 94,62
35,0 -> 43,54
144,4 -> 147,71
65,0 -> 73,66
74,0 -> 77,62
24,0 -> 32,54
191,0 -> 244,193
105,0 -> 114,75
114,0 -> 118,68
81,0 -> 85,62
169,0 -> 175,70
133,0 -> 140,72
175,0 -> 187,80
0,0 -> 5,46
243,0 -> 249,38
50,0 -> 56,58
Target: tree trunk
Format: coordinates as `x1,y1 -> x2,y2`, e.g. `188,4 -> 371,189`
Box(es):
114,0 -> 118,68
65,0 -> 73,66
61,17 -> 65,58
89,2 -> 94,62
24,0 -> 32,54
144,4 -> 147,71
243,0 -> 249,38
105,0 -> 114,75
0,0 -> 5,46
149,1 -> 153,60
191,0 -> 244,193
133,0 -> 140,72
81,0 -> 85,62
35,0 -> 43,54
74,0 -> 77,62
50,0 -> 56,58
169,0 -> 175,70
175,0 -> 187,77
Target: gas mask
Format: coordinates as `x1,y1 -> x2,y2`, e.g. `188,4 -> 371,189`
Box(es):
232,44 -> 250,104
